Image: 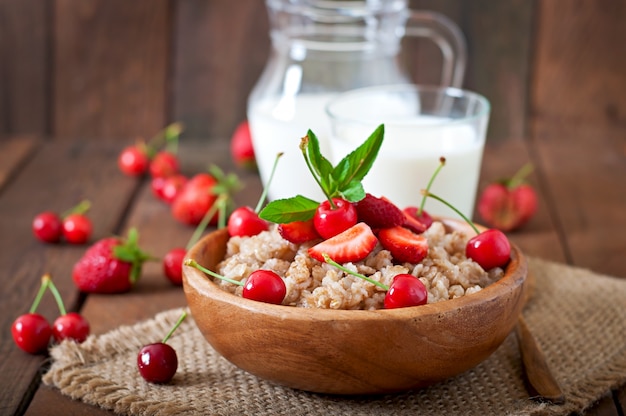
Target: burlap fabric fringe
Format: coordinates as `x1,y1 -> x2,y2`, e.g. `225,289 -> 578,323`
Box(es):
43,257 -> 626,416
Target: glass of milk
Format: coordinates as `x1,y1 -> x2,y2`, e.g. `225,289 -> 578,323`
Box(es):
326,84 -> 490,218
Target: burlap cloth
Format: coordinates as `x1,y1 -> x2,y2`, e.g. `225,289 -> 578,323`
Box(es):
43,257 -> 626,416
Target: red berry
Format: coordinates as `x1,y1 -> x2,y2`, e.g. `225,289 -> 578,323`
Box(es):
230,120 -> 256,170
308,222 -> 378,264
278,219 -> 320,244
72,229 -> 152,294
163,247 -> 186,285
478,183 -> 538,232
12,313 -> 52,354
160,174 -> 188,204
32,212 -> 63,243
150,151 -> 179,178
52,312 -> 90,343
354,194 -> 404,229
384,274 -> 428,309
242,270 -> 286,305
227,206 -> 268,237
378,226 -> 429,264
151,176 -> 167,199
62,214 -> 92,244
137,343 -> 178,383
118,146 -> 149,176
172,173 -> 219,226
466,228 -> 511,270
313,198 -> 358,240
402,206 -> 433,233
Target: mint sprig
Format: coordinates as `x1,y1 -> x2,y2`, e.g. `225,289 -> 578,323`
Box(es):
259,124 -> 384,223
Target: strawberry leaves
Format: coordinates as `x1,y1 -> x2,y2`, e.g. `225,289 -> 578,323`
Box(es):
113,228 -> 154,284
260,124 -> 384,223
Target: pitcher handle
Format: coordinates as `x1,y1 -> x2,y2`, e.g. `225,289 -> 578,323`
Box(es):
405,10 -> 467,88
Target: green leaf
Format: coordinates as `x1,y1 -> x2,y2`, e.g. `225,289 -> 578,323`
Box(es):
259,195 -> 319,223
332,124 -> 384,190
305,130 -> 334,181
340,180 -> 366,202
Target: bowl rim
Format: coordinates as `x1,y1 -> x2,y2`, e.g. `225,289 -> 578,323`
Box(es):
183,220 -> 528,320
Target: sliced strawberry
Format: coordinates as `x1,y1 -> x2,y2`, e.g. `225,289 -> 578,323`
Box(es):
402,206 -> 433,233
278,219 -> 320,244
378,226 -> 428,264
354,193 -> 404,229
308,222 -> 378,264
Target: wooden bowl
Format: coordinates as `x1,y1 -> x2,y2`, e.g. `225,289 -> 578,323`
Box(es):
182,219 -> 529,395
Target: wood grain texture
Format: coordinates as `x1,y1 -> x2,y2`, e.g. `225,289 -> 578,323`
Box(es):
172,0 -> 270,139
53,0 -> 169,139
0,138 -> 138,415
410,0 -> 534,141
0,0 -> 50,137
531,0 -> 626,125
0,136 -> 39,191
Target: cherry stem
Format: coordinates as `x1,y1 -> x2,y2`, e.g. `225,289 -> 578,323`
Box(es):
421,190 -> 480,235
45,275 -> 67,316
300,136 -> 336,209
29,274 -> 51,314
186,194 -> 228,251
163,122 -> 184,154
162,309 -> 187,344
322,254 -> 388,290
508,162 -> 534,189
255,152 -> 283,214
62,199 -> 91,218
419,157 -> 446,216
184,259 -> 244,287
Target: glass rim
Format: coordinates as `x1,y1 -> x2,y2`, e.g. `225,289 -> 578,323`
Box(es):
325,83 -> 491,125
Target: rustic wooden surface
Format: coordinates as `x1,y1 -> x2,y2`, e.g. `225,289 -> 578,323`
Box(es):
0,128 -> 623,415
0,0 -> 625,414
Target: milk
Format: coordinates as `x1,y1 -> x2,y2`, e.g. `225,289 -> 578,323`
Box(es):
329,116 -> 484,218
248,94 -> 336,201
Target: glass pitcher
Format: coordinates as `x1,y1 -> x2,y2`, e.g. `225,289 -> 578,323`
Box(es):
247,0 -> 466,201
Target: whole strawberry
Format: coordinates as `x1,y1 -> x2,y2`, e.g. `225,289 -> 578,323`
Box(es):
477,163 -> 538,232
230,120 -> 256,170
72,228 -> 153,293
171,173 -> 219,226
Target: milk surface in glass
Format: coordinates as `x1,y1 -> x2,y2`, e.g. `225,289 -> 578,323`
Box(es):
329,92 -> 485,218
248,94 -> 335,201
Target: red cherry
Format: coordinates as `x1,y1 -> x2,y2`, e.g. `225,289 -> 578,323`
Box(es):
313,198 -> 358,240
242,270 -> 286,305
12,313 -> 52,354
160,174 -> 188,204
151,176 -> 167,199
137,343 -> 178,383
118,145 -> 149,176
466,228 -> 511,270
402,206 -> 433,232
227,206 -> 269,237
150,151 -> 179,178
384,274 -> 428,309
32,212 -> 63,243
163,247 -> 186,285
52,312 -> 90,343
62,214 -> 93,244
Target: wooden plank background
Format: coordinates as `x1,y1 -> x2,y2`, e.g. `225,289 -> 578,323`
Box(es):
0,0 -> 624,143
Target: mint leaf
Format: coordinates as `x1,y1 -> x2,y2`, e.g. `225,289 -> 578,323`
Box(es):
259,195 -> 319,223
304,130 -> 334,181
332,124 -> 384,193
340,180 -> 365,202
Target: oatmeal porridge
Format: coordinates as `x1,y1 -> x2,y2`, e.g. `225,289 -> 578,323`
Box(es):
214,221 -> 504,310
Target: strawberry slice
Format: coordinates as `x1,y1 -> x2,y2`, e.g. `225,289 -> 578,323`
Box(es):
354,193 -> 404,229
278,219 -> 320,244
308,222 -> 378,263
378,226 -> 428,264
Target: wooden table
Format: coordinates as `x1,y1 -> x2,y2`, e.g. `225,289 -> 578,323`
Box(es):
1,130 -> 624,415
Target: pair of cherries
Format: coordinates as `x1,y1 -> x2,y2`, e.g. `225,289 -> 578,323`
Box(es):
32,200 -> 93,245
12,274 -> 90,354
